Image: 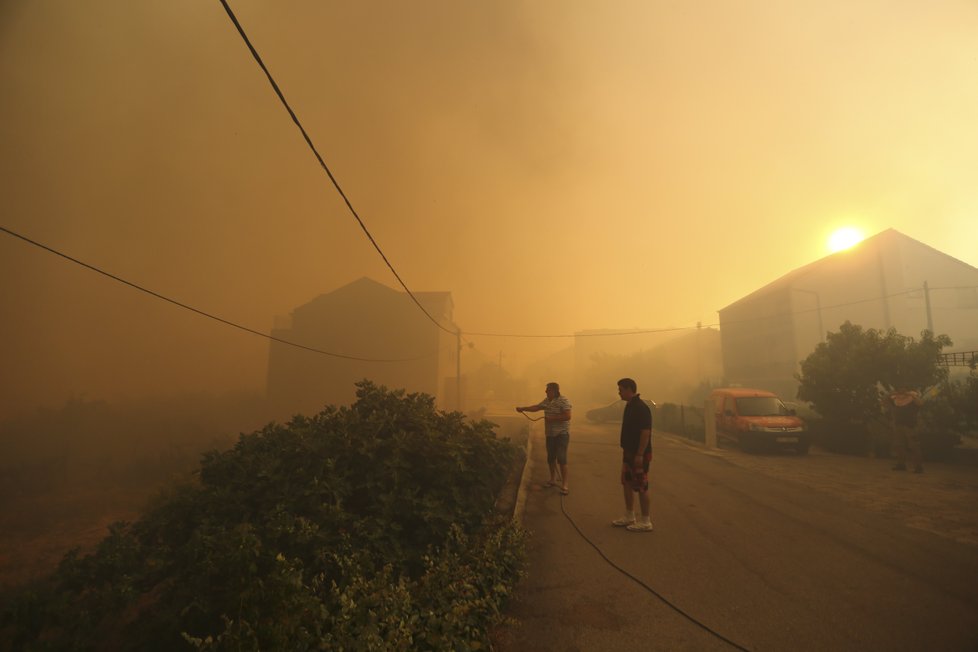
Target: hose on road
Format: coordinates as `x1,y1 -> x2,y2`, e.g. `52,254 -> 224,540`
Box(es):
558,493 -> 752,652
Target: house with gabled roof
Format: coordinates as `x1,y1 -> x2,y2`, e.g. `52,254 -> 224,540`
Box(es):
266,277 -> 461,417
718,229 -> 978,398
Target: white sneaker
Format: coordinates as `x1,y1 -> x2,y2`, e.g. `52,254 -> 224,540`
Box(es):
626,521 -> 654,532
612,516 -> 636,527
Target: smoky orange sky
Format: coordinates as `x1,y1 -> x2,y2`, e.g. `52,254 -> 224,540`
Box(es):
1,0 -> 976,418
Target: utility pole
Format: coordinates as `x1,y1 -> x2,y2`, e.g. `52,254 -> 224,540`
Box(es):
696,321 -> 702,382
456,328 -> 462,411
923,281 -> 934,333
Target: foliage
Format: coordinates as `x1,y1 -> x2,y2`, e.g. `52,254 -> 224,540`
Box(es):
796,321 -> 950,424
0,382 -> 525,651
940,364 -> 978,432
913,366 -> 978,459
795,322 -> 962,456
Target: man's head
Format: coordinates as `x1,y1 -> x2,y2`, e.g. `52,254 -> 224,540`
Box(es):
617,377 -> 637,400
546,382 -> 560,398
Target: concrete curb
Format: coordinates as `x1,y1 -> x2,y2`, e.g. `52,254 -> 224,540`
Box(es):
512,430 -> 533,526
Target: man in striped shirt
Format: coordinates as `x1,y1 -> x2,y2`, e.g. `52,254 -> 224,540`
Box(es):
517,382 -> 572,495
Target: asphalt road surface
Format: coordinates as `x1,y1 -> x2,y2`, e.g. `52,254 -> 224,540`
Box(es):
493,421 -> 978,651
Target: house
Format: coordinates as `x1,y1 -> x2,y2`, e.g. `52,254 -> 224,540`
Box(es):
266,277 -> 461,417
718,229 -> 978,397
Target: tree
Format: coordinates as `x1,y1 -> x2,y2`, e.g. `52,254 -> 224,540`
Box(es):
796,321 -> 951,426
1,382 -> 525,650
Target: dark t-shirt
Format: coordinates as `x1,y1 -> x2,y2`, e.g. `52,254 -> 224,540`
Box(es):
892,400 -> 921,427
620,394 -> 653,454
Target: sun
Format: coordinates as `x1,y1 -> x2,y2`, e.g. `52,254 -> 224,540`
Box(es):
827,227 -> 864,253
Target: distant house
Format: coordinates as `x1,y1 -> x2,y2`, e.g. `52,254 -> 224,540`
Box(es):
718,229 -> 978,397
267,277 -> 460,417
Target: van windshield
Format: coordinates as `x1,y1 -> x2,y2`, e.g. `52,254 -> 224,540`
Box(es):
736,396 -> 790,417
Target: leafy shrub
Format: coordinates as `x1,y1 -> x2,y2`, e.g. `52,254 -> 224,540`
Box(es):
812,395 -> 964,461
796,322 -> 956,455
0,382 -> 525,650
796,322 -> 950,426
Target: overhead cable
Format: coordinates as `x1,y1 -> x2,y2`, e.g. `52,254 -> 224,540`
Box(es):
218,1 -> 960,344
0,225 -> 436,363
4,225 -> 969,348
217,0 -> 456,337
463,325 -> 696,339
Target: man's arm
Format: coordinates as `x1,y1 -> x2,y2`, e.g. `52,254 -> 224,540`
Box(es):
633,427 -> 651,460
516,403 -> 543,413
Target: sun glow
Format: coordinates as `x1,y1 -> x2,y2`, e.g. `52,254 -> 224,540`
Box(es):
827,227 -> 864,253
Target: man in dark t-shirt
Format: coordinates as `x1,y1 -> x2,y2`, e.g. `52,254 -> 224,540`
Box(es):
612,377 -> 653,531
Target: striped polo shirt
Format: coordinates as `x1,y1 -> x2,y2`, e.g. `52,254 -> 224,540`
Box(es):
537,396 -> 572,437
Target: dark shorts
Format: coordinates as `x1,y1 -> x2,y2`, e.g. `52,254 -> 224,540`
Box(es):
621,450 -> 652,493
546,432 -> 569,465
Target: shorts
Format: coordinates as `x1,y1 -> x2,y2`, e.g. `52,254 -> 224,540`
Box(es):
621,450 -> 652,493
546,432 -> 569,465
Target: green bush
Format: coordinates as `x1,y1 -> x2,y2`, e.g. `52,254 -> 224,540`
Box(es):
812,402 -> 963,461
0,382 -> 525,651
796,322 -> 963,456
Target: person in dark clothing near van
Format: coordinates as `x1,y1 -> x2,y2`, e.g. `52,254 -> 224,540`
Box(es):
887,386 -> 924,473
612,378 -> 653,531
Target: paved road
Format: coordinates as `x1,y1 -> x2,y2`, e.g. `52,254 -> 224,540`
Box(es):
493,421 -> 978,651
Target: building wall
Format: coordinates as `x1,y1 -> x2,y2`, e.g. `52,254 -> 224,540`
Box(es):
720,232 -> 978,398
719,289 -> 800,397
266,279 -> 456,418
794,236 -> 978,362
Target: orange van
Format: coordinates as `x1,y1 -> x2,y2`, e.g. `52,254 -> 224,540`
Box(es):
709,387 -> 810,454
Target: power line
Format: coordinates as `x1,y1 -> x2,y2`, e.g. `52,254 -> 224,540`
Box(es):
713,286 -> 978,330
461,288 -> 919,338
0,225 -> 436,363
463,325 -> 696,339
0,220 -> 952,346
216,0 -> 456,337
714,289 -> 917,328
4,223 -> 969,352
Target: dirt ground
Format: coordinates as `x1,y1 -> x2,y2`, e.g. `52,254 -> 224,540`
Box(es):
0,486 -> 158,590
686,436 -> 978,547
